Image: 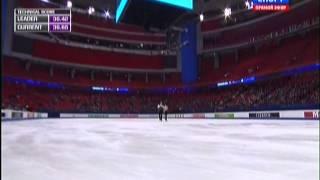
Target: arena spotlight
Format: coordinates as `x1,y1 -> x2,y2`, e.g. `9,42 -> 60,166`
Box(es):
245,0 -> 253,9
224,8 -> 232,18
199,13 -> 204,22
104,10 -> 111,19
88,6 -> 95,15
67,0 -> 72,8
245,1 -> 249,8
41,0 -> 50,2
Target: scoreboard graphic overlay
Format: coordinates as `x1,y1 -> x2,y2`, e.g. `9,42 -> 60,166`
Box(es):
14,8 -> 71,33
253,0 -> 290,11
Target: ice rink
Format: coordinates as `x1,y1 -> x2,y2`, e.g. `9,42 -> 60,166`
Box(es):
1,118 -> 319,180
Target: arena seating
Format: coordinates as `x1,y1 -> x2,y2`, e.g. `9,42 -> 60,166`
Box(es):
2,71 -> 319,113
32,40 -> 167,70
201,9 -> 269,32
6,0 -> 318,114
18,0 -> 166,44
2,57 -> 182,88
5,27 -> 319,88
71,26 -> 165,43
202,0 -> 318,48
200,30 -> 319,82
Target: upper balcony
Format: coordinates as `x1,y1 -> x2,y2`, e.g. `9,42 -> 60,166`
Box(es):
202,0 -> 318,49
17,0 -> 166,44
200,30 -> 319,83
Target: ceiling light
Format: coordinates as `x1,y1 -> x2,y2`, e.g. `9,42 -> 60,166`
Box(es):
199,13 -> 204,22
104,10 -> 111,19
88,6 -> 95,15
224,8 -> 232,18
245,0 -> 253,9
67,1 -> 72,8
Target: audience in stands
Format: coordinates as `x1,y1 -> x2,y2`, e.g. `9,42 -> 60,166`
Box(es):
3,72 -> 319,113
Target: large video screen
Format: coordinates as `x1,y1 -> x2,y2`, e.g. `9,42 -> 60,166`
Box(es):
116,0 -> 193,23
116,0 -> 128,23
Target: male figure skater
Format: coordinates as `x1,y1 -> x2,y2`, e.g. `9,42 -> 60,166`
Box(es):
157,101 -> 164,121
164,103 -> 168,121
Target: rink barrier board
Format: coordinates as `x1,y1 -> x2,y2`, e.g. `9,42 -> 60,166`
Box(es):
59,109 -> 319,120
1,109 -> 48,120
1,109 -> 319,120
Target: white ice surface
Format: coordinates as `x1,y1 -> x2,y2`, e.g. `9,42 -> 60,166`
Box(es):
1,119 -> 319,180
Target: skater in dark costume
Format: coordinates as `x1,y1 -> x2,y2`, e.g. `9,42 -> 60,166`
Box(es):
157,101 -> 164,121
164,103 -> 168,122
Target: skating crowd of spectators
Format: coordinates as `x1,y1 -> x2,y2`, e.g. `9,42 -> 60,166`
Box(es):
2,71 -> 319,113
